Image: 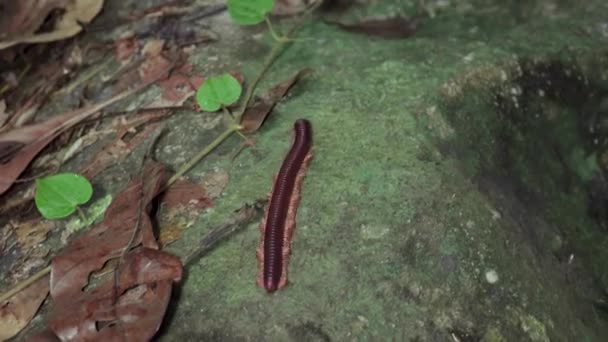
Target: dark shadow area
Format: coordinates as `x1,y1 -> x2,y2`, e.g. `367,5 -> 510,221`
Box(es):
439,56 -> 608,337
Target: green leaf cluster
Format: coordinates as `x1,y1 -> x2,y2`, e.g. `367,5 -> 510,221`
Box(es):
195,73 -> 242,112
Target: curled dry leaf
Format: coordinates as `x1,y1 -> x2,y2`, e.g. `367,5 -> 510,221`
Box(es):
240,68 -> 313,134
0,0 -> 105,50
45,161 -> 183,341
325,16 -> 422,39
0,274 -> 50,341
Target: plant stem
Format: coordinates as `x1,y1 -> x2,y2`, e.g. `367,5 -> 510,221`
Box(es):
0,266 -> 50,303
75,205 -> 87,223
164,123 -> 241,190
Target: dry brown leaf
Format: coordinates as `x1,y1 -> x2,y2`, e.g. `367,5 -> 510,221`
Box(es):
161,179 -> 212,210
115,35 -> 139,62
45,162 -> 182,341
142,39 -> 165,57
11,219 -> 54,251
0,274 -> 50,341
0,0 -> 104,50
80,119 -> 167,179
0,82 -> 150,196
240,68 -> 312,133
157,171 -> 228,246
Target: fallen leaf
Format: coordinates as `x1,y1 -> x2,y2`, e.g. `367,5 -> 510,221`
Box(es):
80,112 -> 172,179
115,35 -> 139,62
161,179 -> 213,210
0,274 -> 50,341
0,81 -> 151,196
49,248 -> 181,341
11,219 -> 54,251
157,172 -> 227,246
0,0 -> 66,40
142,39 -> 165,57
139,54 -> 173,84
240,68 -> 312,133
44,162 -> 182,341
0,0 -> 105,50
325,16 -> 422,39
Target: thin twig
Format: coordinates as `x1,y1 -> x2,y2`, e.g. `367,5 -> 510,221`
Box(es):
0,266 -> 50,303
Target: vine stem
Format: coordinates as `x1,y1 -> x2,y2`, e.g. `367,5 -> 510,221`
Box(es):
163,123 -> 241,191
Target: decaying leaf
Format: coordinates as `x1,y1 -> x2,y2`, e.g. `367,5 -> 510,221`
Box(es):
240,68 -> 312,133
0,80 -> 152,196
157,63 -> 204,105
161,179 -> 212,210
115,34 -> 139,62
0,274 -> 50,341
45,161 -> 182,341
158,171 -> 228,246
80,112 -> 171,179
325,16 -> 422,39
0,0 -> 105,50
11,219 -> 54,251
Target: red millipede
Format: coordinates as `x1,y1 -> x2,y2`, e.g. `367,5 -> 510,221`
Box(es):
257,119 -> 313,293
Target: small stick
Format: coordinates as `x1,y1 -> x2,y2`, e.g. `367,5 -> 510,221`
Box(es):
0,266 -> 50,303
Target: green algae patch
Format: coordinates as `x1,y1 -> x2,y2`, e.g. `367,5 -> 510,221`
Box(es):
85,1 -> 608,341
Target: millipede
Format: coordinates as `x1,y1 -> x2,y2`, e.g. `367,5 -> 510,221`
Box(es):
257,119 -> 313,293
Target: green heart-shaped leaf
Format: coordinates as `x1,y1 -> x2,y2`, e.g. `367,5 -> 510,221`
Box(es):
228,0 -> 274,25
196,73 -> 243,112
35,173 -> 93,219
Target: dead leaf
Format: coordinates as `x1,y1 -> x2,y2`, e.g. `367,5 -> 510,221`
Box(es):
115,35 -> 139,62
49,248 -> 181,341
142,39 -> 165,57
80,117 -> 169,179
0,81 -> 151,196
0,274 -> 50,341
11,219 -> 54,251
139,54 -> 173,84
0,0 -> 105,50
325,16 -> 422,39
161,179 -> 213,210
44,162 -> 182,341
240,68 -> 312,133
157,173 -> 227,246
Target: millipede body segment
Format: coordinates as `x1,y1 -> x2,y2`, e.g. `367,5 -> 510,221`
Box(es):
257,119 -> 313,293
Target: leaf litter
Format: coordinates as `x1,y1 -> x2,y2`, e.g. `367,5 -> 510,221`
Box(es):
25,161 -> 184,341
